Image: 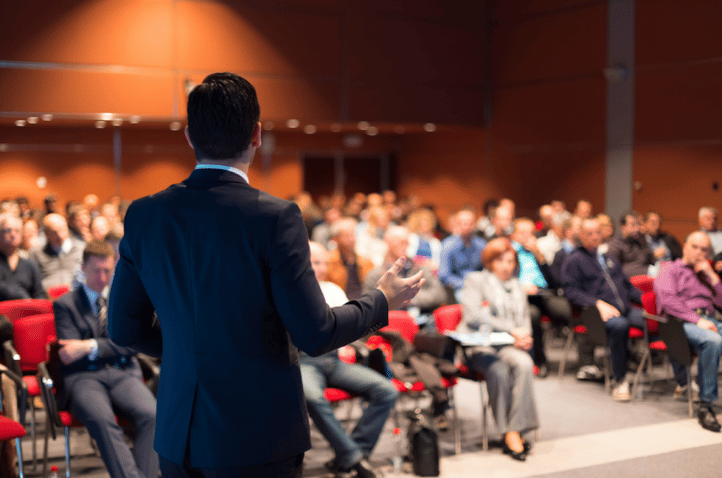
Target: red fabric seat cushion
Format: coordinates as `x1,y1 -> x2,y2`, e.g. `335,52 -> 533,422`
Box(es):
574,325 -> 587,334
23,375 -> 40,396
324,388 -> 354,402
649,340 -> 667,351
0,415 -> 26,440
629,327 -> 644,339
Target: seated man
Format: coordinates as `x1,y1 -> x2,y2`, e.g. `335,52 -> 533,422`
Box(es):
364,226 -> 446,324
0,214 -> 46,302
54,241 -> 158,478
302,241 -> 398,478
699,207 -> 722,256
511,218 -> 573,377
643,211 -> 682,274
607,211 -> 655,278
439,208 -> 486,299
29,213 -> 84,289
326,217 -> 375,300
655,231 -> 722,432
561,218 -> 645,401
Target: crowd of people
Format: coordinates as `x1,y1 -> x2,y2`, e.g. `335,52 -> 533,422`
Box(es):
3,188 -> 722,476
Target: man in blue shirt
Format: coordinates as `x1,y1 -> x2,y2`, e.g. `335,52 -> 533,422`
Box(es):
439,208 -> 486,302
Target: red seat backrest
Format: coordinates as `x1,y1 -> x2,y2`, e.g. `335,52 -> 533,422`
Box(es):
383,310 -> 419,344
433,304 -> 463,333
12,313 -> 56,371
46,284 -> 70,300
641,291 -> 659,336
630,275 -> 654,294
0,299 -> 53,323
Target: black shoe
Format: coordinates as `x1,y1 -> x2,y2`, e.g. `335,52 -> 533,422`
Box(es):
351,458 -> 380,478
535,364 -> 549,379
522,440 -> 532,453
502,441 -> 527,462
698,405 -> 722,432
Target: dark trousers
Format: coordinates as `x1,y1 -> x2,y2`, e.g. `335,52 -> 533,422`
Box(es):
528,294 -> 573,366
159,453 -> 304,478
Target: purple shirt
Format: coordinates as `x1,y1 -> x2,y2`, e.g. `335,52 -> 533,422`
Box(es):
654,259 -> 722,323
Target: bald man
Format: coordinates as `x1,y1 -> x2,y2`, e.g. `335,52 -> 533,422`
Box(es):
29,213 -> 85,289
655,231 -> 722,432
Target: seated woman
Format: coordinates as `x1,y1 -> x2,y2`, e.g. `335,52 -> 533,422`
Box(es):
459,237 -> 539,461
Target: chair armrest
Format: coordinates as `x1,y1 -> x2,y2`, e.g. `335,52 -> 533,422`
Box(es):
136,354 -> 159,396
642,311 -> 668,323
0,367 -> 28,427
2,340 -> 22,377
37,361 -> 62,438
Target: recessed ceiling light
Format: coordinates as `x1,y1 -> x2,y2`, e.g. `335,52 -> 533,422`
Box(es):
286,119 -> 300,129
99,113 -> 113,121
112,118 -> 123,127
130,116 -> 141,124
95,120 -> 106,129
27,117 -> 38,124
357,121 -> 370,131
366,126 -> 379,136
15,120 -> 26,127
170,121 -> 182,131
41,114 -> 53,122
304,125 -> 317,134
423,123 -> 436,132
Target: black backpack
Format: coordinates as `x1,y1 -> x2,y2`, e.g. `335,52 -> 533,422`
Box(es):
407,411 -> 440,476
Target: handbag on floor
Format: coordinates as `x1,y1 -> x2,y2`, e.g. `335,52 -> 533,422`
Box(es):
407,411 -> 440,476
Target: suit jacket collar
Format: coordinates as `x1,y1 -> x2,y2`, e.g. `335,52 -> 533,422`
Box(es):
184,168 -> 250,186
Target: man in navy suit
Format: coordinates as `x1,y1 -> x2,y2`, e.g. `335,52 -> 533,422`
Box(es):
108,72 -> 423,478
54,240 -> 158,478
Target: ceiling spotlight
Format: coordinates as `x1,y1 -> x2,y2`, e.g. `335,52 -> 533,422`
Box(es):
357,121 -> 370,131
423,123 -> 436,132
170,121 -> 182,131
130,116 -> 141,124
95,120 -> 106,129
286,119 -> 300,129
304,125 -> 317,134
366,126 -> 379,136
263,121 -> 274,130
27,117 -> 38,124
184,78 -> 198,96
41,114 -> 53,122
112,118 -> 123,127
99,113 -> 113,121
330,123 -> 342,133
0,144 -> 8,152
36,177 -> 47,188
15,120 -> 26,127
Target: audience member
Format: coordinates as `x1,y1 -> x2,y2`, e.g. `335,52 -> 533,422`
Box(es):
54,240 -> 158,478
44,194 -> 59,215
698,207 -> 722,255
15,196 -> 32,220
302,242 -> 397,478
90,215 -> 111,242
643,211 -> 682,274
364,226 -> 446,322
311,207 -> 342,249
405,208 -> 442,271
536,204 -> 555,237
550,200 -> 566,215
537,211 -> 569,264
573,200 -> 592,219
607,211 -> 655,277
459,238 -> 539,461
476,199 -> 499,239
561,218 -> 645,401
0,214 -> 46,301
596,213 -> 614,254
67,203 -> 92,243
654,231 -> 722,432
83,194 -> 100,218
549,216 -> 582,288
29,213 -> 84,289
356,206 -> 390,267
439,208 -> 486,299
326,217 -> 375,300
510,218 -> 573,376
20,218 -> 42,255
484,204 -> 514,242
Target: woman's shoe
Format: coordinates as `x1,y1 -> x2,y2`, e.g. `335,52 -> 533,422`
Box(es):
522,440 -> 532,453
502,441 -> 527,461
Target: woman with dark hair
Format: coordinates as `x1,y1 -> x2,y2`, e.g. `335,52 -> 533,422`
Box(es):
459,237 -> 539,461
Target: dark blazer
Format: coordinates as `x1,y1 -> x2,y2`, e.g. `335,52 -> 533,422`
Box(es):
53,287 -> 141,409
108,169 -> 387,468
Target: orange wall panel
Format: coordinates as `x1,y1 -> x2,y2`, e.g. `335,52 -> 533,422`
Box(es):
0,69 -> 176,117
636,0 -> 722,66
635,63 -> 722,142
493,77 -> 605,145
492,2 -> 606,85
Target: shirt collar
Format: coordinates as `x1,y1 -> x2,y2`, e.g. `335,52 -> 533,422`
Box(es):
195,163 -> 249,184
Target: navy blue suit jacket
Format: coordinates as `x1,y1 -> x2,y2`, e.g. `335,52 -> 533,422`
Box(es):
108,169 -> 387,468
